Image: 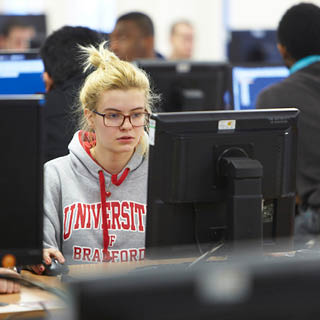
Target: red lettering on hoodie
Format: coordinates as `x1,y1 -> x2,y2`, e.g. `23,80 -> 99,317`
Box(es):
63,204 -> 76,240
83,247 -> 91,261
120,250 -> 128,262
92,248 -> 101,262
109,234 -> 116,247
91,203 -> 101,229
85,204 -> 91,229
135,203 -> 146,232
72,246 -> 144,263
63,201 -> 145,242
110,250 -> 119,262
129,249 -> 138,261
73,246 -> 82,260
74,203 -> 88,230
105,202 -> 111,228
129,202 -> 136,231
111,202 -> 121,230
138,248 -> 145,260
121,201 -> 130,230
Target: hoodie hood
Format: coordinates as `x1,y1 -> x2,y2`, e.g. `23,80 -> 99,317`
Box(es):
68,130 -> 146,181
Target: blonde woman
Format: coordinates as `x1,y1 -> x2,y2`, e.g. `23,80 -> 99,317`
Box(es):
34,42 -> 157,273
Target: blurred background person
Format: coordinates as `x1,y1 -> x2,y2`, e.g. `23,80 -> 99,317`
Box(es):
0,18 -> 36,50
169,20 -> 194,60
40,25 -> 102,161
110,11 -> 164,61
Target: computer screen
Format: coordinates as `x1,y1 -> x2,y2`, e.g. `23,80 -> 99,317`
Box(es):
227,30 -> 283,64
231,64 -> 289,110
146,108 -> 299,259
0,50 -> 45,95
135,60 -> 232,112
0,95 -> 44,267
0,14 -> 47,48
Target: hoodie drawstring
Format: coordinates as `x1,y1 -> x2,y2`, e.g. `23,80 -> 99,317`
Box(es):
98,170 -> 111,262
111,168 -> 130,186
98,168 -> 130,262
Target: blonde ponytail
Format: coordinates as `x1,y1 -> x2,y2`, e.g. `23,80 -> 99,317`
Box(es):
79,41 -> 118,72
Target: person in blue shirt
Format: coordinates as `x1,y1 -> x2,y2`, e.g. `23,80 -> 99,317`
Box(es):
256,2 -> 320,248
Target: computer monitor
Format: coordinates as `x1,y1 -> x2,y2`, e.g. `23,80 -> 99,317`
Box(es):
68,252 -> 320,320
0,95 -> 44,267
227,30 -> 283,64
134,60 -> 232,112
0,14 -> 47,48
0,50 -> 45,95
146,108 -> 299,259
231,64 -> 289,110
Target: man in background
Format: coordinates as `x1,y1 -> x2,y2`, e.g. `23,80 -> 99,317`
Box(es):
41,26 -> 102,161
110,11 -> 163,61
256,3 -> 320,247
168,20 -> 194,60
0,19 -> 35,50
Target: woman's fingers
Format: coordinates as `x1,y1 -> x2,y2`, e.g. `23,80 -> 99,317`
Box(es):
29,248 -> 66,276
30,264 -> 45,275
43,248 -> 65,265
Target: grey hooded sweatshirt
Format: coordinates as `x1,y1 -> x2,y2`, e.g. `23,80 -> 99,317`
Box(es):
43,130 -> 148,264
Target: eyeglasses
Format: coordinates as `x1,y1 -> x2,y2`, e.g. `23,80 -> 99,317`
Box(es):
92,110 -> 150,127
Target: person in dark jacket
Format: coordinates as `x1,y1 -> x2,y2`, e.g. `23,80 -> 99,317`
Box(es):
40,26 -> 102,161
256,3 -> 320,247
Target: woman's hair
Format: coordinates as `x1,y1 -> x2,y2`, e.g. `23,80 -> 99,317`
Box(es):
77,41 -> 158,154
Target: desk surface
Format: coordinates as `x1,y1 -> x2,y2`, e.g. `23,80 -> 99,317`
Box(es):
0,270 -> 65,319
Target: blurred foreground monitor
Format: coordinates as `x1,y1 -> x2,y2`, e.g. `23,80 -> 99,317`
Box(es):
68,249 -> 320,320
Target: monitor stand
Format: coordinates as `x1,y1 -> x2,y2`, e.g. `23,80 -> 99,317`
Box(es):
220,155 -> 263,254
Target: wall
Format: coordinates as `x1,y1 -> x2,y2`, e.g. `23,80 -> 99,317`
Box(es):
1,0 -> 320,60
227,0 -> 320,29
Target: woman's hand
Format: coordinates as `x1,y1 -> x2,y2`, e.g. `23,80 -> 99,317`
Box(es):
31,248 -> 65,275
0,268 -> 20,294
